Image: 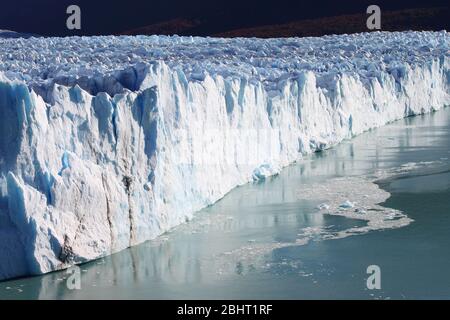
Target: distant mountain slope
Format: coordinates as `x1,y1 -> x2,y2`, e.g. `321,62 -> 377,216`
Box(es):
120,18 -> 202,36
0,29 -> 37,38
120,7 -> 448,38
216,7 -> 449,38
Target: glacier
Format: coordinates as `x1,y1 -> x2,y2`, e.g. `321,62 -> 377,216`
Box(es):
0,31 -> 449,280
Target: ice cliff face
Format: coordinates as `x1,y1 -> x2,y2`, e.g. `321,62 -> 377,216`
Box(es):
0,31 -> 449,280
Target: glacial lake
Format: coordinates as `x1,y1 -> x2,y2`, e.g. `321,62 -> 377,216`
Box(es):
1,107 -> 450,299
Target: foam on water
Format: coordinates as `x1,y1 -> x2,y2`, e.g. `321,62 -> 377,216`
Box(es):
183,162 -> 443,276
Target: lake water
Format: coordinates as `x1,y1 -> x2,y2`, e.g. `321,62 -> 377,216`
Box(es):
1,108 -> 450,300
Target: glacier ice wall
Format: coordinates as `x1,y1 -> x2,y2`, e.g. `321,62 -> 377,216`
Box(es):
0,31 -> 449,280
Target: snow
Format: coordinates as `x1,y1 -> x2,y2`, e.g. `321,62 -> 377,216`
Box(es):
317,203 -> 330,210
252,163 -> 279,181
0,31 -> 449,280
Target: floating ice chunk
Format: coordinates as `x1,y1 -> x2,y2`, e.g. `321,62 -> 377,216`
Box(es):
317,203 -> 330,210
252,163 -> 279,181
339,200 -> 355,209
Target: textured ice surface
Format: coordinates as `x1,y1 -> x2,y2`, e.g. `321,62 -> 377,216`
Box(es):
1,31 -> 449,100
0,31 -> 449,280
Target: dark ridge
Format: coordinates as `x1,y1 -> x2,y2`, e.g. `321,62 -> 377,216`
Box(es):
118,7 -> 449,38
0,30 -> 40,39
216,7 -> 449,38
120,18 -> 203,36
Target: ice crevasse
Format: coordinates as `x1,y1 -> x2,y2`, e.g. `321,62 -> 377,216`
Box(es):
0,31 -> 449,280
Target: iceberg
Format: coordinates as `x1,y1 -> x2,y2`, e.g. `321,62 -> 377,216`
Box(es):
0,31 -> 449,280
